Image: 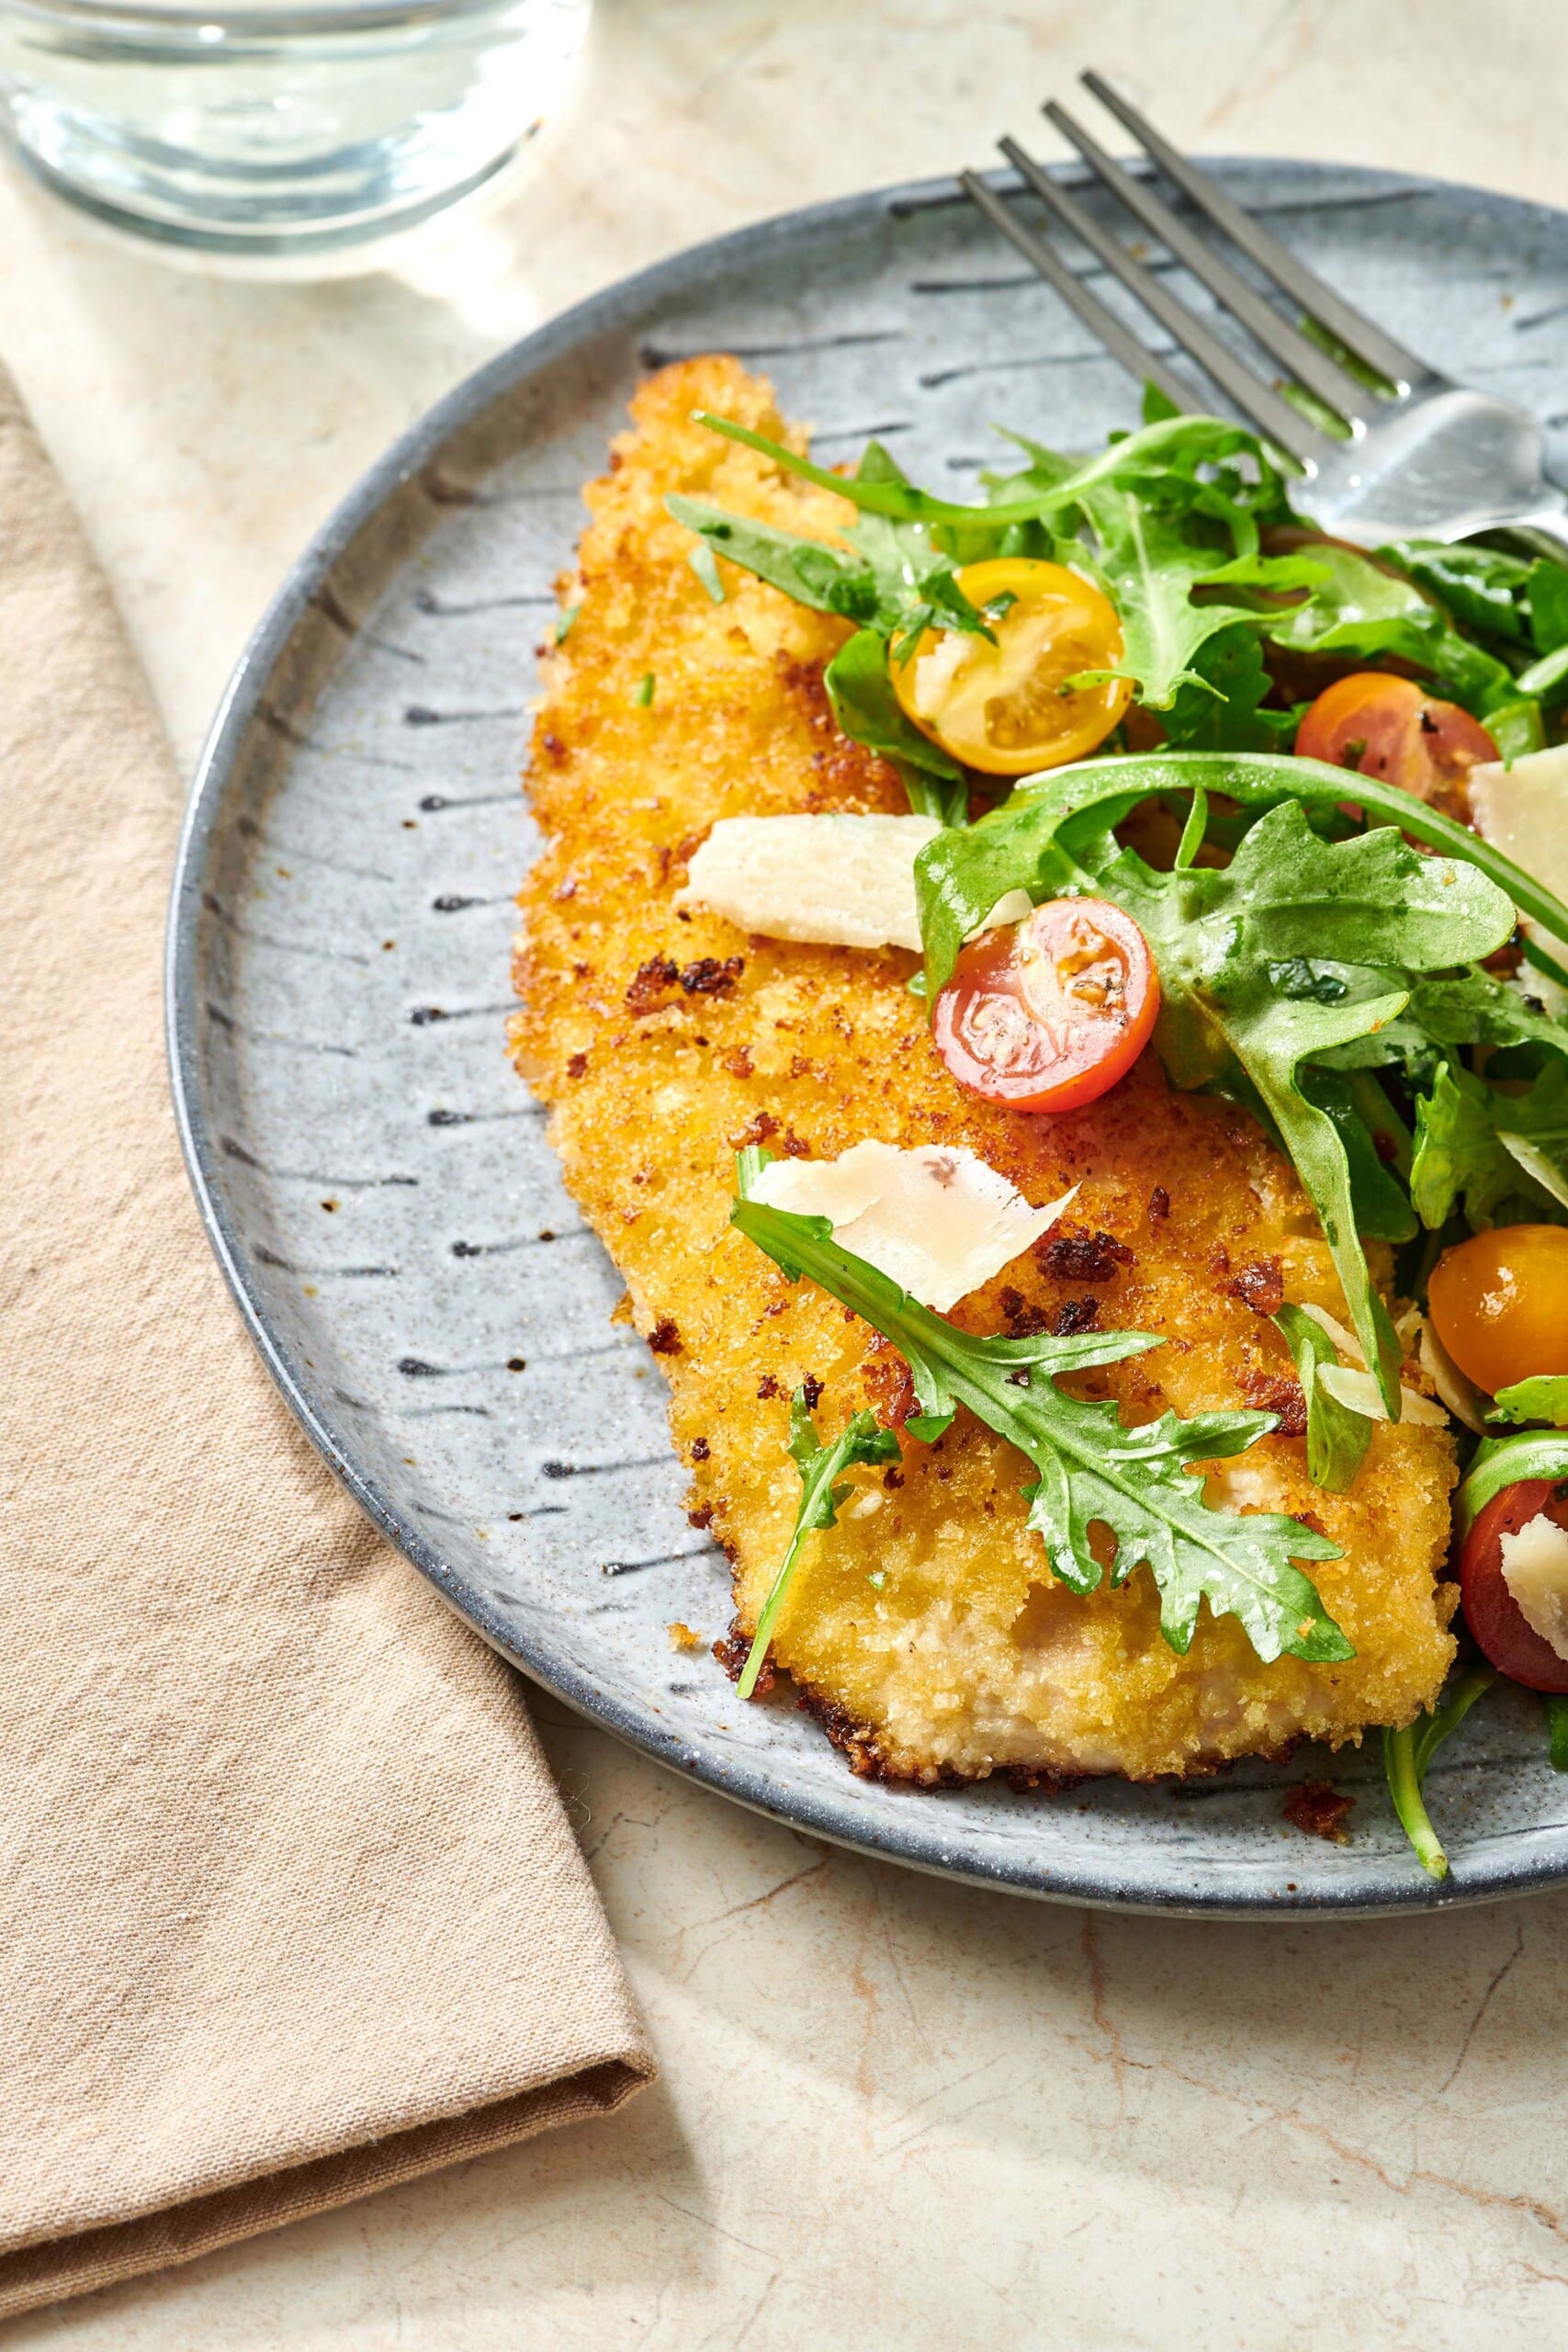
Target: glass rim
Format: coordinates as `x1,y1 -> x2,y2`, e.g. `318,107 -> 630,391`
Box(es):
0,0 -> 543,29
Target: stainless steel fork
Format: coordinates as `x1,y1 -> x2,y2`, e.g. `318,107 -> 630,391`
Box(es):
961,72 -> 1568,556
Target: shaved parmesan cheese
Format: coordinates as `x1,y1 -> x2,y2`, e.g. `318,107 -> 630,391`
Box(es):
1500,1511 -> 1568,1662
1470,741 -> 1568,876
1499,1130 -> 1568,1210
1470,744 -> 1568,976
1394,1302 -> 1425,1351
1296,1306 -> 1450,1423
973,887 -> 1033,936
680,813 -> 1035,956
679,813 -> 941,951
1317,1363 -> 1450,1426
1298,1302 -> 1362,1362
1417,1315 -> 1487,1433
750,1140 -> 1078,1312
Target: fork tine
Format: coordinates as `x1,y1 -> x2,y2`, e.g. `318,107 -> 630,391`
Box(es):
1079,72 -> 1432,392
998,138 -> 1329,466
957,171 -> 1200,418
1043,99 -> 1371,426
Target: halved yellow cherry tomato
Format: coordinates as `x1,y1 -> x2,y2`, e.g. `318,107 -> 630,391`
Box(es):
1427,1224 -> 1568,1396
892,557 -> 1132,776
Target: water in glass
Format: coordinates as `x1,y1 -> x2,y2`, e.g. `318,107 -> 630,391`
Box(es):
0,0 -> 592,254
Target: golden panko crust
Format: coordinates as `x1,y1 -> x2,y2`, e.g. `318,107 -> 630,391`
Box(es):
510,356 -> 1459,1786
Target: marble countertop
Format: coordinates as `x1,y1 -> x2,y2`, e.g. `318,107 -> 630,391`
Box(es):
7,4 -> 1568,2344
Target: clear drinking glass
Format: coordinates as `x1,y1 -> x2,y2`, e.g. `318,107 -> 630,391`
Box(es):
0,0 -> 592,256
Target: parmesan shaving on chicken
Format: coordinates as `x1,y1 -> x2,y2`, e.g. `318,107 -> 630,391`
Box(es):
750,1142 -> 1077,1312
678,812 -> 941,951
679,813 -> 1036,955
1300,1303 -> 1451,1426
1317,1363 -> 1450,1428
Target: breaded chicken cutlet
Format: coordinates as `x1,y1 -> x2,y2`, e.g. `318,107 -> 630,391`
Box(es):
510,356 -> 1459,1786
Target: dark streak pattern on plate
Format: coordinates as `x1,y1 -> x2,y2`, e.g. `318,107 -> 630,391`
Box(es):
170,163 -> 1568,1915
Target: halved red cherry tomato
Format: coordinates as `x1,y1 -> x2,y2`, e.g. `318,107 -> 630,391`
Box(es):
1460,1478 -> 1568,1693
932,898 -> 1159,1112
892,557 -> 1132,777
1294,673 -> 1498,821
1427,1225 -> 1568,1396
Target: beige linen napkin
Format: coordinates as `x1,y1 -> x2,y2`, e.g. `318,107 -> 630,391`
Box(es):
0,367 -> 653,2322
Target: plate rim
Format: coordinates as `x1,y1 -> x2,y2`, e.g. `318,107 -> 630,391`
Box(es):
167,158 -> 1568,1917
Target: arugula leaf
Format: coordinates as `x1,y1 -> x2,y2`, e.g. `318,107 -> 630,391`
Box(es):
1366,547 -> 1557,749
737,1389 -> 900,1699
1399,968 -> 1568,1066
670,471 -> 991,657
1409,1064 -> 1516,1229
1299,316 -> 1401,401
1489,1375 -> 1568,1426
1456,1429 -> 1568,1533
1530,560 -> 1568,657
1142,381 -> 1184,425
1383,1662 -> 1497,1880
1297,1068 -> 1418,1243
694,408 -> 1284,533
1386,530 -> 1568,708
665,495 -> 877,621
730,1170 -> 1350,1665
1081,504 -> 1313,712
1547,1695 -> 1568,1771
1280,380 -> 1354,445
843,441 -> 996,659
1410,1058 -> 1568,1230
1099,817 -> 1423,1407
1226,540 -> 1520,716
915,750 -> 1568,978
918,757 -> 1516,1408
1377,539 -> 1537,647
989,413 -> 1293,545
971,426 -> 1314,712
1514,639 -> 1568,703
823,628 -> 968,826
1161,625 -> 1297,752
1273,1304 -> 1374,1492
678,413 -> 1556,770
1485,698 -> 1548,762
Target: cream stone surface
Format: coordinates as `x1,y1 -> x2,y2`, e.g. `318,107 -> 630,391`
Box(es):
6,3 -> 1568,2342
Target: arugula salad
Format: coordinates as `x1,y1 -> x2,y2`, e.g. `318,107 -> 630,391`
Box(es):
671,397 -> 1568,1877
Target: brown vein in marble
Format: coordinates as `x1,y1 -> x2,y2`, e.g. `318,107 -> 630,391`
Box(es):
1069,1923 -> 1568,2265
1430,1917 -> 1527,2103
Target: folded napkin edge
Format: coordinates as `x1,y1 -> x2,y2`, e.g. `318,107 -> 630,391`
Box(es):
0,2052 -> 654,2323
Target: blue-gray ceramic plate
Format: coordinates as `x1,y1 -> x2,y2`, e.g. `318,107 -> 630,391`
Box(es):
169,162 -> 1568,1914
